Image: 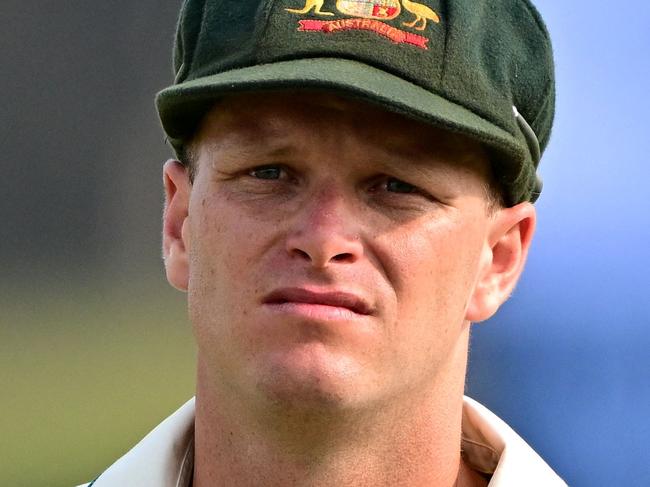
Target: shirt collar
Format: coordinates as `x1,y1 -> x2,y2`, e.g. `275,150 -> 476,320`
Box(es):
91,398 -> 195,487
90,396 -> 565,487
461,396 -> 566,486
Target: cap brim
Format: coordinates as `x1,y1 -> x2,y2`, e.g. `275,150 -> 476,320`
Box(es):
156,57 -> 529,200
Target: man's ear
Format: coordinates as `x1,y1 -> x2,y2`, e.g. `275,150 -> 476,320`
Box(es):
465,202 -> 536,323
162,160 -> 191,292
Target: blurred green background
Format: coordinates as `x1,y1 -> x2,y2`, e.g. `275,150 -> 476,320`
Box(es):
1,281 -> 194,486
1,2 -> 196,485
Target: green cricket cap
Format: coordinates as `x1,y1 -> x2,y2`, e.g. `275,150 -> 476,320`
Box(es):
156,0 -> 555,205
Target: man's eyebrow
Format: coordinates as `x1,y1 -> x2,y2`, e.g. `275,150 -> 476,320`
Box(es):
380,142 -> 431,164
265,145 -> 297,159
380,134 -> 487,169
202,119 -> 287,148
204,132 -> 300,167
379,132 -> 464,161
231,143 -> 299,161
372,139 -> 454,173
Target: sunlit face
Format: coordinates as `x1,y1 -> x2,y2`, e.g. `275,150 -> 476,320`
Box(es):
181,92 -> 498,411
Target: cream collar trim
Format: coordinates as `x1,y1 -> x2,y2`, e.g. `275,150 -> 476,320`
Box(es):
88,396 -> 566,487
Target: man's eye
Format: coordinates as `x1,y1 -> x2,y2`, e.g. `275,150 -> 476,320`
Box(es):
385,178 -> 418,194
369,176 -> 436,204
248,166 -> 284,180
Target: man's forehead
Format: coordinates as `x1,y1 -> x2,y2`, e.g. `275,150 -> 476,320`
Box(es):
194,90 -> 487,162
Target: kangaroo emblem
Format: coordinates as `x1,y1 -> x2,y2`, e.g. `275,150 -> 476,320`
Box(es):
401,0 -> 440,30
286,0 -> 334,16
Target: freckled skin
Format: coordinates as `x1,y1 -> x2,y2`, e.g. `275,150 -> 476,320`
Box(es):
185,92 -> 493,412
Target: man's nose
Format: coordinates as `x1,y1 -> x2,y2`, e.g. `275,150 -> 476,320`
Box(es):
285,187 -> 364,268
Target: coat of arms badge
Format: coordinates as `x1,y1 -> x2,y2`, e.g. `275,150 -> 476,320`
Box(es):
336,0 -> 401,20
285,0 -> 440,50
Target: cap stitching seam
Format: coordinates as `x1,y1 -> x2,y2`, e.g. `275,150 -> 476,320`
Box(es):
518,0 -> 553,126
255,0 -> 279,64
187,0 -> 210,81
438,0 -> 450,84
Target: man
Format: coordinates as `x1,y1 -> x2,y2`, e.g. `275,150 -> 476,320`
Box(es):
82,0 -> 565,485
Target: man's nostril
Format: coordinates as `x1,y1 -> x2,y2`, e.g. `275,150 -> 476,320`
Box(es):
293,249 -> 311,260
332,253 -> 353,262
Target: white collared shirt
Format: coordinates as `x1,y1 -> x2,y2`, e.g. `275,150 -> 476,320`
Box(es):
81,396 -> 566,486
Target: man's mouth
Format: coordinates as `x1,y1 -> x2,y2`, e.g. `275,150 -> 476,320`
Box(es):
263,288 -> 373,316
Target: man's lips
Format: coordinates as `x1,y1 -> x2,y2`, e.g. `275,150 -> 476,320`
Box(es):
263,288 -> 373,316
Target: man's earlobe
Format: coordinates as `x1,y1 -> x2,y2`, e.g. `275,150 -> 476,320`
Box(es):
465,203 -> 536,323
162,160 -> 191,291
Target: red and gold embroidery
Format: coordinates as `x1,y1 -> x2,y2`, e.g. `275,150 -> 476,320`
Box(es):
298,18 -> 428,49
285,0 -> 440,50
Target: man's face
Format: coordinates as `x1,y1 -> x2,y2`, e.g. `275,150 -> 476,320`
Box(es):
167,92 -> 524,412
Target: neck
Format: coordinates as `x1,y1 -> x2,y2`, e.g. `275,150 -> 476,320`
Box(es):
193,329 -> 478,487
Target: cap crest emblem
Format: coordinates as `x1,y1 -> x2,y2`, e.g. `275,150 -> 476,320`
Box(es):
285,0 -> 440,50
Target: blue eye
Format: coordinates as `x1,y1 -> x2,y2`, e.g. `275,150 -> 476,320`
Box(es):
249,166 -> 282,180
385,178 -> 418,194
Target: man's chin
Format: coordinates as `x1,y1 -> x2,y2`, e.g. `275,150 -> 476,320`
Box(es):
251,347 -> 366,412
